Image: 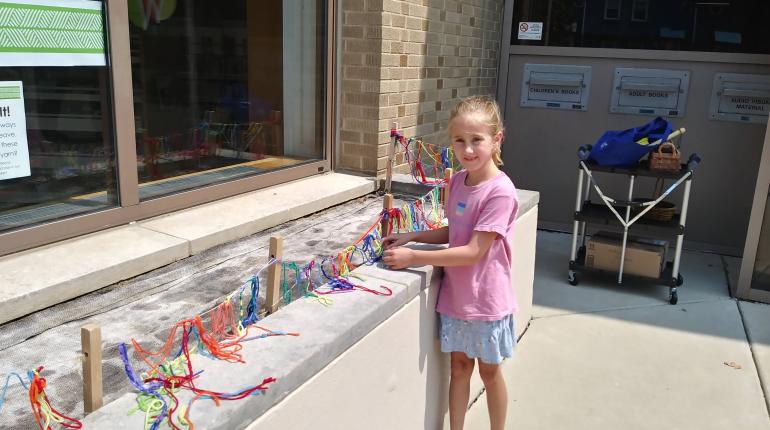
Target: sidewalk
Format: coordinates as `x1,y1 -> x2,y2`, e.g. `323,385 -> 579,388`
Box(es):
467,230 -> 770,429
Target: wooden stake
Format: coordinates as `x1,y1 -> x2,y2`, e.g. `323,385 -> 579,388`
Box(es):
81,324 -> 103,414
265,236 -> 284,314
443,168 -> 453,206
382,193 -> 394,238
384,122 -> 398,194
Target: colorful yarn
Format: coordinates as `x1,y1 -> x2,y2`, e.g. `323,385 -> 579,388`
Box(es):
28,367 -> 83,430
0,372 -> 29,414
392,129 -> 456,186
122,312 -> 289,430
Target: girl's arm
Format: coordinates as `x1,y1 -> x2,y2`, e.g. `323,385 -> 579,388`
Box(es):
383,230 -> 497,269
382,226 -> 449,248
411,226 -> 449,244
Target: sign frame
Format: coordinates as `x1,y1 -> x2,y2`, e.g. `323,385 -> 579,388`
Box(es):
610,68 -> 690,117
709,73 -> 770,124
520,64 -> 592,111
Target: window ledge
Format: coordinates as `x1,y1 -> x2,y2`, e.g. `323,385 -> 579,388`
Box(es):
0,172 -> 377,325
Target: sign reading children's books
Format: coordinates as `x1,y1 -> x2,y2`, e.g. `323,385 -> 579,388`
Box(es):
0,82 -> 30,180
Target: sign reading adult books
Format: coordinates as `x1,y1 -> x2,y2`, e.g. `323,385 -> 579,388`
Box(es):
0,0 -> 106,67
0,82 -> 30,180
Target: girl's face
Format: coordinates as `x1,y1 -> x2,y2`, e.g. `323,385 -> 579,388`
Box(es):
448,112 -> 502,173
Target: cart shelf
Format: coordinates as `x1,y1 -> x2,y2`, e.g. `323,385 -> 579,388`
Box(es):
575,202 -> 683,235
580,159 -> 692,179
569,245 -> 683,288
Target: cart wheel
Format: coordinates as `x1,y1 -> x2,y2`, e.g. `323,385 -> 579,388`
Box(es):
676,274 -> 684,286
568,271 -> 579,286
669,290 -> 678,305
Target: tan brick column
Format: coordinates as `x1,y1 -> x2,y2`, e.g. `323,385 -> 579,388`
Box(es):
339,0 -> 504,177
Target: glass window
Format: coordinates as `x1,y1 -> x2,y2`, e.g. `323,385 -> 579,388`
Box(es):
604,0 -> 621,20
512,0 -> 770,54
0,0 -> 116,233
631,0 -> 649,22
129,1 -> 327,200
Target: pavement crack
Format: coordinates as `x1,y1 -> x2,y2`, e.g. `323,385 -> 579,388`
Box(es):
721,255 -> 736,298
736,301 -> 770,419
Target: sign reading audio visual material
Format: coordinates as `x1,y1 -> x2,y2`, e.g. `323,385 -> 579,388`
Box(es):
0,0 -> 106,67
0,81 -> 30,180
709,73 -> 770,124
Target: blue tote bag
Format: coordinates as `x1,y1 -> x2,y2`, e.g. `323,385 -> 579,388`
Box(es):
588,117 -> 673,167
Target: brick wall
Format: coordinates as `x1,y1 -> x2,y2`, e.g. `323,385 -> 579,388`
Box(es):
339,0 -> 504,176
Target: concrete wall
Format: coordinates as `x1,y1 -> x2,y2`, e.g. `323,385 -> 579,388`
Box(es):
501,53 -> 770,254
80,194 -> 539,430
246,204 -> 538,430
339,0 -> 504,175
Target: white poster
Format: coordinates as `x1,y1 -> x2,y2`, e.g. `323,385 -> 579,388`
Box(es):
518,22 -> 543,40
0,81 -> 30,180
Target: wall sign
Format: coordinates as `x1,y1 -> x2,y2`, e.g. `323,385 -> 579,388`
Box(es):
709,73 -> 770,124
517,22 -> 543,40
0,0 -> 106,67
610,68 -> 690,117
520,64 -> 591,111
0,81 -> 30,180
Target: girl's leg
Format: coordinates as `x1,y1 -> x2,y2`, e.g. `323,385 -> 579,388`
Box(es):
478,361 -> 507,430
449,352 -> 475,430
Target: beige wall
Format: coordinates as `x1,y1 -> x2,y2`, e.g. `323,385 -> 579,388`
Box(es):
339,0 -> 504,175
501,53 -> 770,253
246,204 -> 537,430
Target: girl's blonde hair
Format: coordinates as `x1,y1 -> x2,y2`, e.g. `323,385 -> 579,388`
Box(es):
449,95 -> 505,166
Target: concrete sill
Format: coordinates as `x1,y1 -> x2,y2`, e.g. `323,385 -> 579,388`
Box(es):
0,172 -> 377,325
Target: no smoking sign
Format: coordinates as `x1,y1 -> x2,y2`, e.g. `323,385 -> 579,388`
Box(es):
518,21 -> 543,40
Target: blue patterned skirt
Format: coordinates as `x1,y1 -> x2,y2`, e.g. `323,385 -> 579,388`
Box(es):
439,313 -> 516,365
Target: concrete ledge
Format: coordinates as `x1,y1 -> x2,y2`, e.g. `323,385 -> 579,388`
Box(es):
141,173 -> 377,254
0,172 -> 377,324
81,200 -> 540,430
81,263 -> 436,429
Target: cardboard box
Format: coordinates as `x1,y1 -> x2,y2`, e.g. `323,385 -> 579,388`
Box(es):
585,231 -> 668,279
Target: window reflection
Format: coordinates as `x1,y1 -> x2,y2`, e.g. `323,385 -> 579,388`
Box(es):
130,0 -> 326,200
0,0 -> 116,233
512,0 -> 770,54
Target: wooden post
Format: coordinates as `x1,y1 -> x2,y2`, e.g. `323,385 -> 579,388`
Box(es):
443,168 -> 453,206
265,236 -> 284,314
81,324 -> 103,414
381,193 -> 394,238
384,122 -> 398,194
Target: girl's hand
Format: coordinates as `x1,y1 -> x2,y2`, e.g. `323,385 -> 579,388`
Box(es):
383,247 -> 415,270
382,232 -> 414,249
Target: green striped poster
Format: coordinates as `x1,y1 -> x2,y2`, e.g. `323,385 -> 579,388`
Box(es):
0,0 -> 106,66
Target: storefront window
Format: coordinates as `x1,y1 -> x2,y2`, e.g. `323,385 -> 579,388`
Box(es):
512,0 -> 770,54
0,0 -> 116,233
129,1 -> 326,200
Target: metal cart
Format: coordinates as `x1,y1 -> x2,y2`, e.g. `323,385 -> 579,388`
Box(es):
568,137 -> 701,305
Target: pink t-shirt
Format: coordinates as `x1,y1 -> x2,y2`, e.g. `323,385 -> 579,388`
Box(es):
436,170 -> 519,321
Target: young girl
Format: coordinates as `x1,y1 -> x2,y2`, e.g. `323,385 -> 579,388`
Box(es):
382,96 -> 518,430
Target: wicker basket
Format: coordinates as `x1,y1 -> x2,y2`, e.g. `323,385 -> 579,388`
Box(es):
645,201 -> 676,222
650,142 -> 681,172
633,178 -> 677,222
